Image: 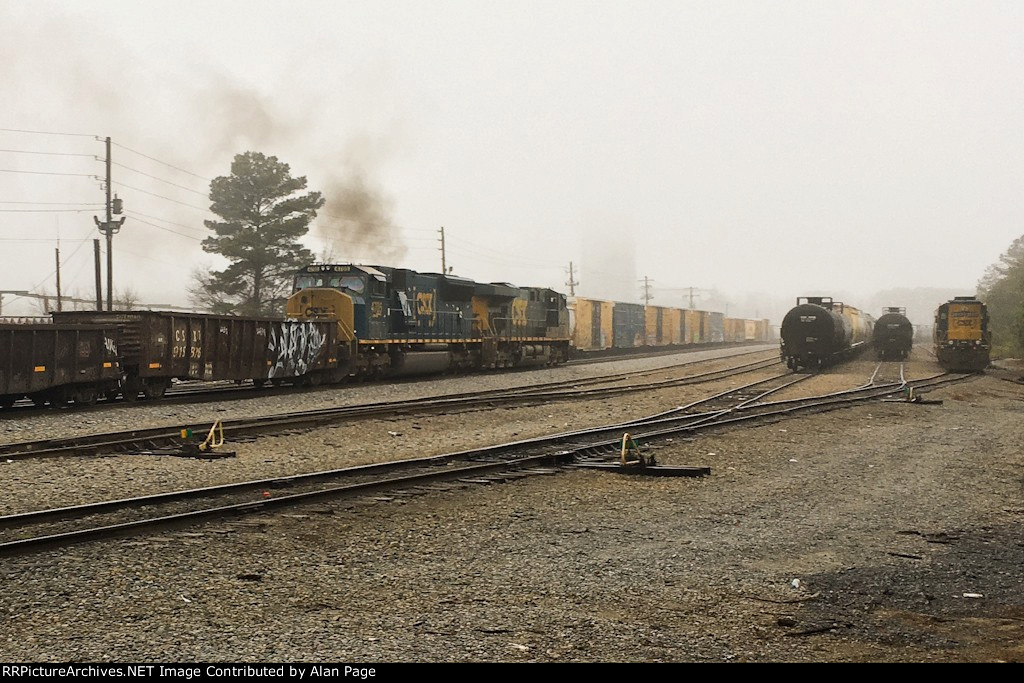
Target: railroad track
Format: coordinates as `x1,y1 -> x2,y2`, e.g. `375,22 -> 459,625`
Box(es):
0,353 -> 783,461
0,369 -> 974,557
1,344 -> 776,414
869,361 -> 906,386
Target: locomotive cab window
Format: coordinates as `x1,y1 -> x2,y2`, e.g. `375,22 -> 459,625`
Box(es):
336,276 -> 366,293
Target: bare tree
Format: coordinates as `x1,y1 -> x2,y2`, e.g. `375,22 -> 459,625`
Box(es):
31,288 -> 53,315
189,266 -> 238,314
115,287 -> 141,311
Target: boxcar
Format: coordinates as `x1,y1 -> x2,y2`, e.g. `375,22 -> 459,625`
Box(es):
665,308 -> 684,345
0,323 -> 121,407
644,306 -> 672,347
568,297 -> 613,351
612,302 -> 645,349
703,311 -> 718,343
722,317 -> 740,342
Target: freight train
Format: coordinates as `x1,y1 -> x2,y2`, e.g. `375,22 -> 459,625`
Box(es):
569,297 -> 772,351
287,264 -> 570,378
873,307 -> 914,360
934,296 -> 990,372
780,296 -> 874,371
0,264 -> 772,408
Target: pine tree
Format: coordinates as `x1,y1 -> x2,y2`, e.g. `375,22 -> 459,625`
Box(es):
198,152 -> 324,316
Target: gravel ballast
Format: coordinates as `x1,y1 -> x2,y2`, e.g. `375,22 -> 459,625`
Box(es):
0,345 -> 774,446
0,349 -> 782,515
2,349 -> 1021,662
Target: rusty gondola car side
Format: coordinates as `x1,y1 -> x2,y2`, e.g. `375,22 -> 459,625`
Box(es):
51,311 -> 339,400
0,323 -> 121,407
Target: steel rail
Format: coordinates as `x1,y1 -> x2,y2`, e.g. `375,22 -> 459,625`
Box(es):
0,371 -> 972,556
1,345 -> 776,415
0,355 -> 782,460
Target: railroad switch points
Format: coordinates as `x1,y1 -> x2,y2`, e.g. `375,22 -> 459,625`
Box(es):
575,462 -> 711,477
572,432 -> 710,477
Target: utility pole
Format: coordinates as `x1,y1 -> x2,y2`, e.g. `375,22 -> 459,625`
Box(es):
565,261 -> 579,296
688,286 -> 697,309
54,247 -> 62,312
93,239 -> 102,310
438,226 -> 447,274
94,136 -> 125,311
640,276 -> 654,304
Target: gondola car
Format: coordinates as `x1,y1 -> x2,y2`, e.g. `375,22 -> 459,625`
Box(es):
0,322 -> 122,407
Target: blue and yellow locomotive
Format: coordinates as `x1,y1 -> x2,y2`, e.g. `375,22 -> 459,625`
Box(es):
287,264 -> 571,380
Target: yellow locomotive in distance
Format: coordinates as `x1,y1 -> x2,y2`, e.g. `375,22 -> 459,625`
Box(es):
934,296 -> 990,372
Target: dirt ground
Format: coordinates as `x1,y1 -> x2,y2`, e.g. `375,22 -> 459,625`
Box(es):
1,351 -> 1023,662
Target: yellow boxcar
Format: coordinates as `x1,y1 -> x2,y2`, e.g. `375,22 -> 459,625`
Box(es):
665,308 -> 684,345
722,317 -> 736,342
744,320 -> 757,341
644,306 -> 672,346
697,310 -> 711,343
753,319 -> 767,342
683,310 -> 700,344
570,297 -> 615,351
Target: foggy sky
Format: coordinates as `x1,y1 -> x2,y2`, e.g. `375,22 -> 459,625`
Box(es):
1,0 -> 1021,326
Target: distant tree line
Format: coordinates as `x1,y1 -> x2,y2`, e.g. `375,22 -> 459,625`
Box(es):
978,235 -> 1024,357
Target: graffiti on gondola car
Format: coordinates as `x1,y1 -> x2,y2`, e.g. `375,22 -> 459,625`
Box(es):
268,322 -> 327,378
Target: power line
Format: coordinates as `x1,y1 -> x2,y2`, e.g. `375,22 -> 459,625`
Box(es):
112,181 -> 211,212
110,141 -> 211,181
0,226 -> 95,309
0,200 -> 103,205
0,207 -> 100,213
124,209 -> 207,236
0,169 -> 98,178
125,214 -> 204,241
0,148 -> 98,158
445,239 -> 564,269
0,127 -> 97,138
112,161 -> 207,196
0,238 -> 93,242
445,234 -> 564,265
116,244 -> 191,268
